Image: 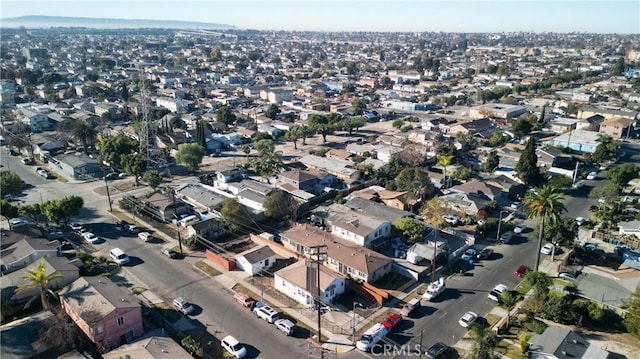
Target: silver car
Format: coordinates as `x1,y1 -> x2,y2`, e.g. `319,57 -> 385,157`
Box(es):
173,297 -> 194,315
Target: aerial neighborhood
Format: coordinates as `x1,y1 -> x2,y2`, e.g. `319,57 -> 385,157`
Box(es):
2,20 -> 640,359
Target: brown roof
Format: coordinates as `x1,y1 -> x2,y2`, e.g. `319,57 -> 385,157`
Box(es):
279,169 -> 319,182
281,225 -> 392,276
327,149 -> 351,159
145,193 -> 173,211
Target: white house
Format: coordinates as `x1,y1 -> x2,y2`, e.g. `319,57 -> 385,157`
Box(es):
235,245 -> 276,276
330,212 -> 391,247
1,238 -> 60,274
274,260 -> 346,306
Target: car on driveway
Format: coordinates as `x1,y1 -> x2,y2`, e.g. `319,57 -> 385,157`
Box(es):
458,311 -> 478,328
558,272 -> 577,281
540,243 -> 557,255
576,217 -> 586,226
476,248 -> 494,260
488,284 -> 510,302
442,215 -> 459,226
461,248 -> 477,261
173,297 -> 194,315
586,172 -> 597,180
382,313 -> 403,330
510,201 -> 522,209
515,265 -> 530,278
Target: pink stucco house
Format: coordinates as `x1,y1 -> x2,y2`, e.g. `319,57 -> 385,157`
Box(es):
59,276 -> 143,352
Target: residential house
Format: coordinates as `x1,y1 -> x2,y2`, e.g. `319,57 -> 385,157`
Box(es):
528,327 -> 611,359
0,226 -> 43,249
448,118 -> 495,137
542,129 -> 601,153
59,276 -> 144,352
49,153 -> 105,180
439,192 -> 489,216
350,185 -> 411,211
0,311 -> 55,357
176,183 -> 226,214
406,242 -> 448,266
470,104 -> 526,119
576,114 -> 606,131
345,142 -> 376,157
599,117 -> 634,139
299,155 -> 361,185
279,225 -> 393,282
274,260 -> 346,306
186,218 -> 225,240
1,238 -> 60,274
448,180 -> 504,202
578,106 -> 638,121
235,245 -> 276,276
375,144 -> 403,163
420,116 -> 453,133
618,220 -> 640,239
143,192 -> 193,222
548,117 -> 579,133
16,106 -> 51,132
343,197 -> 414,223
102,335 -> 192,359
2,257 -> 79,305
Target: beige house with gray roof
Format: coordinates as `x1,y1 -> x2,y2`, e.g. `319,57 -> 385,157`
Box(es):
274,260 -> 346,306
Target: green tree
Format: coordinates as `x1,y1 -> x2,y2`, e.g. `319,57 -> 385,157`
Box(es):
143,170 -> 162,189
0,170 -> 22,196
175,143 -> 205,172
220,198 -> 252,232
122,153 -> 148,186
612,57 -> 626,76
351,98 -> 366,115
395,167 -> 435,210
483,151 -> 500,173
194,120 -> 207,148
241,144 -> 251,158
588,182 -> 620,207
437,154 -> 454,187
41,195 -> 84,226
0,200 -> 19,229
285,126 -> 302,150
265,104 -> 281,120
501,291 -> 519,328
15,261 -> 62,311
251,140 -> 283,182
344,116 -> 366,136
392,119 -> 404,129
19,203 -> 42,223
468,323 -> 499,359
623,287 -> 640,340
98,135 -> 138,170
524,185 -> 566,270
450,167 -> 473,181
547,174 -> 573,190
297,125 -> 313,145
308,114 -> 337,143
512,116 -> 533,138
262,190 -> 291,219
538,215 -> 578,247
70,120 -> 97,153
608,163 -> 639,187
524,270 -> 552,296
216,105 -> 236,125
392,218 -> 425,244
516,137 -> 543,187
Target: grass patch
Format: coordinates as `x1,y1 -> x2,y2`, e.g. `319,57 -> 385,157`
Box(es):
195,260 -> 222,277
56,174 -> 69,183
131,287 -> 147,295
516,281 -> 531,295
485,313 -> 502,327
153,302 -> 182,324
495,339 -> 525,358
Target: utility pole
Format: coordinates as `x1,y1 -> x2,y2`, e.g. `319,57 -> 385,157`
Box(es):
431,229 -> 438,283
104,176 -> 113,212
418,331 -> 423,359
170,189 -> 184,254
309,245 -> 328,346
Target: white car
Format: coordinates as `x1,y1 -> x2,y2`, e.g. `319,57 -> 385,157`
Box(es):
461,248 -> 477,261
69,222 -> 84,232
221,335 -> 247,358
173,297 -> 195,315
540,243 -> 556,255
442,215 -> 459,226
9,218 -> 29,228
558,272 -> 576,281
459,311 -> 478,328
576,217 -> 586,226
82,232 -> 99,244
510,201 -> 522,209
488,284 -> 510,302
513,223 -> 527,234
586,172 -> 597,180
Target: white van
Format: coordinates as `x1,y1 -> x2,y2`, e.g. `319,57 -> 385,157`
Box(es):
138,232 -> 153,242
356,323 -> 389,352
179,215 -> 201,227
109,248 -> 130,265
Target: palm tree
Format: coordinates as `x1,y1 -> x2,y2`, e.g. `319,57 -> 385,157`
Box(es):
524,185 -> 566,271
500,291 -> 519,328
70,120 -> 97,154
468,323 -> 498,359
16,261 -> 63,311
437,154 -> 454,189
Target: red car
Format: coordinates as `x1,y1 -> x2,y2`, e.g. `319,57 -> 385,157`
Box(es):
233,292 -> 256,308
515,265 -> 530,278
382,313 -> 403,330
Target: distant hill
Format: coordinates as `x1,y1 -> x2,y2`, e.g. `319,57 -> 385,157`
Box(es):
0,15 -> 235,30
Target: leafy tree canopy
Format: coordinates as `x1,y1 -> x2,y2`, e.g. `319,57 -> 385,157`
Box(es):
220,198 -> 252,232
608,163 -> 639,187
392,218 -> 425,244
98,135 -> 138,170
516,137 -> 543,187
263,190 -> 291,219
175,143 -> 205,172
0,171 -> 22,196
623,287 -> 640,340
143,170 -> 162,189
41,195 -> 84,226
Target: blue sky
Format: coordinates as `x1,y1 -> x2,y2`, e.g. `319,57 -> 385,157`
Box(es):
1,0 -> 638,33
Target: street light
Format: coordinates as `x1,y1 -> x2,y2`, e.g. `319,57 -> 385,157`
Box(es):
496,210 -> 510,243
352,302 -> 362,346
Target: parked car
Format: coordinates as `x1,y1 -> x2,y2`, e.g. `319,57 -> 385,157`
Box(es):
82,232 -> 99,244
576,217 -> 586,226
515,265 -> 530,278
105,172 -> 119,180
513,223 -> 527,234
540,243 -> 557,255
499,231 -> 515,244
510,201 -> 522,209
9,218 -> 29,228
4,194 -> 15,202
118,172 -> 129,178
173,297 -> 194,315
126,224 -> 140,233
442,215 -> 459,226
220,335 -> 247,358
426,342 -> 452,359
461,248 -> 477,261
69,222 -> 84,232
558,272 -> 576,281
458,311 -> 478,328
586,172 -> 597,180
488,284 -> 510,302
109,248 -> 130,265
476,248 -> 494,260
254,305 -> 279,323
274,319 -> 296,336
138,232 -> 152,242
233,292 -> 256,308
161,247 -> 178,258
400,298 -> 421,317
382,313 -> 403,330
572,180 -> 586,189
21,157 -> 33,165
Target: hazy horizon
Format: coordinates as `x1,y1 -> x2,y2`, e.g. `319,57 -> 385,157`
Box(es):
1,1 -> 638,34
